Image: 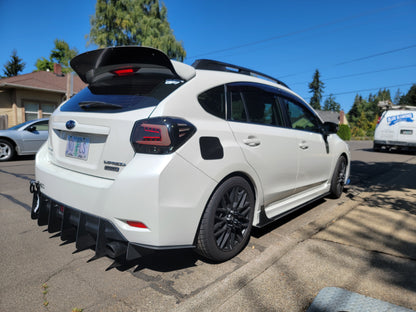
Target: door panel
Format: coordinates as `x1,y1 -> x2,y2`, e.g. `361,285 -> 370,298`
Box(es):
228,121 -> 299,206
21,121 -> 49,153
279,96 -> 332,192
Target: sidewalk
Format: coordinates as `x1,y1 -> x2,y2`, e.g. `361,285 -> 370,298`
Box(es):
175,157 -> 416,312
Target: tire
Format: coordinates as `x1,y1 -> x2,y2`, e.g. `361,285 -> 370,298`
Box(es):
373,143 -> 381,152
196,176 -> 255,262
329,156 -> 347,199
0,139 -> 15,161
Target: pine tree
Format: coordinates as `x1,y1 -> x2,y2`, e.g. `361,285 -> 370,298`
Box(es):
2,50 -> 25,77
88,0 -> 186,61
308,69 -> 324,110
322,94 -> 340,112
399,84 -> 416,106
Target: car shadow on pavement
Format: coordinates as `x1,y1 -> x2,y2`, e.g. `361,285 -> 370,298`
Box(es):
108,249 -> 200,273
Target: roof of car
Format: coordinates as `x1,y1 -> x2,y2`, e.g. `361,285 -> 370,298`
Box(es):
192,59 -> 289,89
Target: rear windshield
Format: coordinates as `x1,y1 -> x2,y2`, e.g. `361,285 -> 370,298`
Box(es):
61,76 -> 185,113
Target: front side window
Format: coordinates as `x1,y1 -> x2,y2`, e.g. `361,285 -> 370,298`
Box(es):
30,120 -> 49,131
279,97 -> 321,132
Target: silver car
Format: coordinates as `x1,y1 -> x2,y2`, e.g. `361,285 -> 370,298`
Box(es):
0,118 -> 49,161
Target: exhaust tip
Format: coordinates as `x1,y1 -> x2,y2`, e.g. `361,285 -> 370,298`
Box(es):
105,241 -> 127,259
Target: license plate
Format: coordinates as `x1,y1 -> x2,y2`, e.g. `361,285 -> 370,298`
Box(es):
65,135 -> 90,160
400,129 -> 413,135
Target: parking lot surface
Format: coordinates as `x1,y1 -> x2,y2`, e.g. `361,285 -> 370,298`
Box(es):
1,141 -> 415,311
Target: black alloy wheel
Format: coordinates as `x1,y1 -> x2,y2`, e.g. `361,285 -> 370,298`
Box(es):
330,156 -> 347,199
196,176 -> 254,262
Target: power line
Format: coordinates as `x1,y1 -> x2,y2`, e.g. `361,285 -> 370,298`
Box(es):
303,82 -> 414,100
335,44 -> 416,66
279,44 -> 416,79
290,64 -> 416,86
187,1 -> 414,60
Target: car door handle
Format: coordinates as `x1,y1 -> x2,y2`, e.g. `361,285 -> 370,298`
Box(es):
299,141 -> 309,150
243,136 -> 261,147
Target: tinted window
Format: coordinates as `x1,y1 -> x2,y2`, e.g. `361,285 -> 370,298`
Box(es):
61,76 -> 184,113
229,85 -> 284,126
230,91 -> 246,122
279,97 -> 321,132
30,120 -> 49,131
198,86 -> 226,119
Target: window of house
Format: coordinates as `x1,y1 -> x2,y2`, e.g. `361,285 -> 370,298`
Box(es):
23,101 -> 56,121
24,102 -> 39,121
42,103 -> 55,118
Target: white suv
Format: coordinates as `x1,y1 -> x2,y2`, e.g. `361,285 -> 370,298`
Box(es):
30,46 -> 350,262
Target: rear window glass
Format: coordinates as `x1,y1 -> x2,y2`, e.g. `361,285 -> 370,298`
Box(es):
61,76 -> 185,113
198,85 -> 226,119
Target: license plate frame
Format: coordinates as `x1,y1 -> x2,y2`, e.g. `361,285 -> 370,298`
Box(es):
65,135 -> 90,160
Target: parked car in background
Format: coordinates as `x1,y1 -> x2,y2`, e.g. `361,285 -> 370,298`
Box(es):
0,118 -> 49,161
374,105 -> 416,152
30,46 -> 350,262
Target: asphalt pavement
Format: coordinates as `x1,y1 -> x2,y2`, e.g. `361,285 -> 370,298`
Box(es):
174,155 -> 416,312
1,146 -> 416,312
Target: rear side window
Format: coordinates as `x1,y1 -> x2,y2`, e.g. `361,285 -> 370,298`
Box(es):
198,86 -> 226,119
61,76 -> 185,113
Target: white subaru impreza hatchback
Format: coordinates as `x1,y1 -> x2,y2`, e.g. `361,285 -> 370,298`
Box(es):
30,46 -> 350,262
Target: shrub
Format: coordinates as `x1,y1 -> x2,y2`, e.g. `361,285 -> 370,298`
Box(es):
337,124 -> 351,141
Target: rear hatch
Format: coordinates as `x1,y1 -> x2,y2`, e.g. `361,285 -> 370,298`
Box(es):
48,46 -> 189,179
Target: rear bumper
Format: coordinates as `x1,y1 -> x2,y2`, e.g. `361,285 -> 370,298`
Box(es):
374,140 -> 416,148
32,145 -> 217,259
30,185 -> 189,260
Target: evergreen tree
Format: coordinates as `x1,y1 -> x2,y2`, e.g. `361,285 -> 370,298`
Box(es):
399,84 -> 416,106
35,39 -> 78,73
348,94 -> 366,125
2,50 -> 25,77
88,0 -> 186,61
322,94 -> 340,112
308,69 -> 324,110
393,89 -> 402,105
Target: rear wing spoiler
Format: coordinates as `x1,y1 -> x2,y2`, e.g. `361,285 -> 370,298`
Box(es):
70,46 -> 195,84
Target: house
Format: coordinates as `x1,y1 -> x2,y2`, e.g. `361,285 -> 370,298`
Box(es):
0,64 -> 86,129
316,110 -> 348,125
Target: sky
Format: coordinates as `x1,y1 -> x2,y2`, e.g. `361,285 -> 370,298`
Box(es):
1,0 -> 415,113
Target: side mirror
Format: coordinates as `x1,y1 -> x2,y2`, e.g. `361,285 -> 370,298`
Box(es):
322,122 -> 338,135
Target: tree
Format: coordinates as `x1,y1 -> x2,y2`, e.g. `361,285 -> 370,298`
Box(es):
35,39 -> 78,73
87,0 -> 186,61
2,50 -> 25,77
399,84 -> 416,106
35,57 -> 54,72
308,69 -> 324,110
322,94 -> 340,112
393,89 -> 402,105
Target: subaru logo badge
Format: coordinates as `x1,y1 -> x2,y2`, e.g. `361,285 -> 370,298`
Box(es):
66,120 -> 76,130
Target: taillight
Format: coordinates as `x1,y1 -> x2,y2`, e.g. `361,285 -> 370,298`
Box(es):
130,117 -> 196,154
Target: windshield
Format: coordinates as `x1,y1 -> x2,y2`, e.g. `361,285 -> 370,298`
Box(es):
61,75 -> 185,113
